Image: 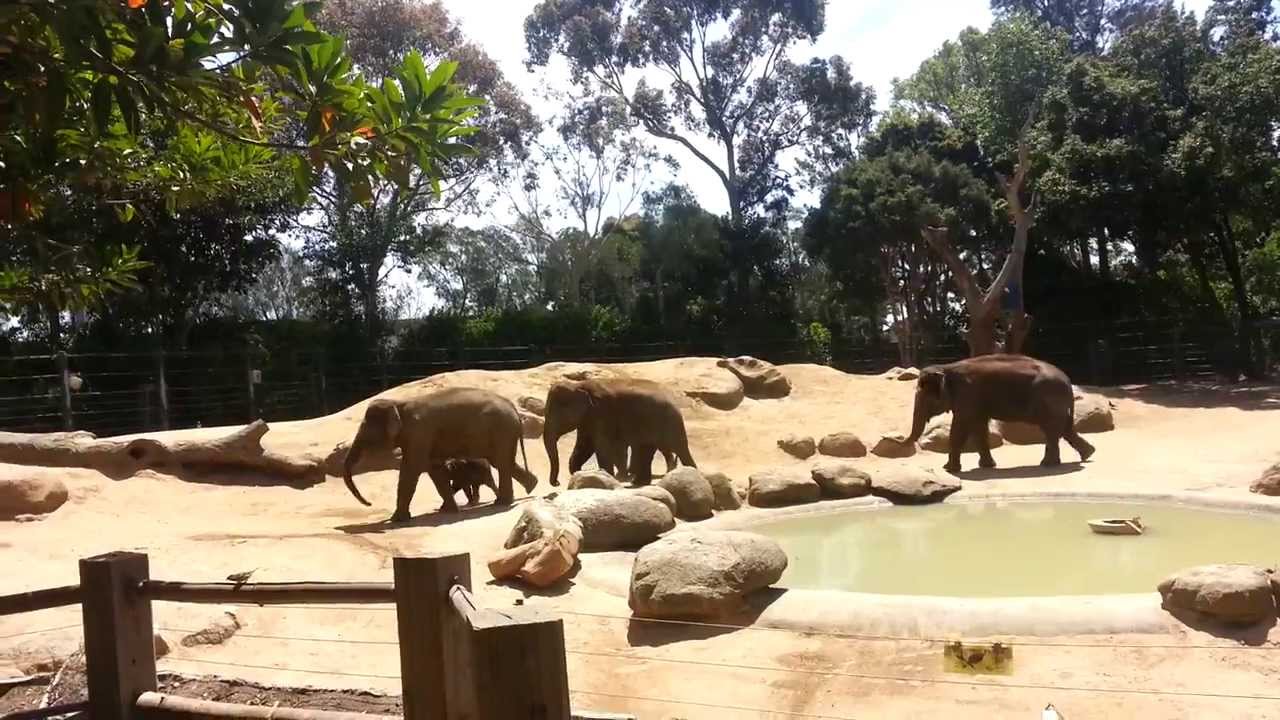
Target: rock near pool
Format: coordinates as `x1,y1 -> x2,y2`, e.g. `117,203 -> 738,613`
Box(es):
716,356 -> 792,399
704,471 -> 743,511
629,531 -> 788,620
747,469 -> 821,507
818,432 -> 867,458
567,469 -> 622,491
810,461 -> 871,499
871,434 -> 917,458
505,499 -> 583,548
655,467 -> 715,520
1000,392 -> 1115,444
777,434 -> 816,459
554,489 -> 675,551
920,416 -> 1004,453
870,467 -> 960,505
627,485 -> 678,514
1250,462 -> 1280,496
1158,564 -> 1277,625
0,475 -> 69,519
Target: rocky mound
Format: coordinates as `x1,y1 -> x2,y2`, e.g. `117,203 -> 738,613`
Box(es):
553,489 -> 675,551
716,356 -> 792,399
1158,564 -> 1278,625
629,531 -> 787,619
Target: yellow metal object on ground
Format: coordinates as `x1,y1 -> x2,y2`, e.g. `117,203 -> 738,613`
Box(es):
942,641 -> 1014,675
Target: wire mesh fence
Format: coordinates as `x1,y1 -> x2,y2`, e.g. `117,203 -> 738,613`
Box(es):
0,317 -> 1235,437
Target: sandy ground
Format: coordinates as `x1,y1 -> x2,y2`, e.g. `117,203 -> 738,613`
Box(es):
4,358 -> 1280,719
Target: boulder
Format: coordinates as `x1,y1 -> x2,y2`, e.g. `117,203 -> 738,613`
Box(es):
871,434 -> 917,458
704,472 -> 743,511
517,395 -> 546,416
777,434 -> 816,459
683,365 -> 746,411
627,485 -> 678,515
567,469 -> 622,491
810,461 -> 871,499
716,356 -> 792,399
153,632 -> 171,659
870,467 -> 960,505
629,531 -> 788,620
505,499 -> 584,549
180,611 -> 240,647
999,393 -> 1115,444
818,432 -> 867,458
0,475 -> 69,519
1158,564 -> 1277,625
896,367 -> 921,381
919,416 -> 1004,453
882,367 -> 905,380
747,469 -> 821,508
554,489 -> 675,551
519,411 -> 544,439
1250,462 -> 1280,496
655,467 -> 715,521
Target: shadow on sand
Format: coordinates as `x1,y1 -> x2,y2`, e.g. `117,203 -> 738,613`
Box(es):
1109,381 -> 1280,412
336,496 -> 532,534
958,462 -> 1086,482
1164,606 -> 1277,647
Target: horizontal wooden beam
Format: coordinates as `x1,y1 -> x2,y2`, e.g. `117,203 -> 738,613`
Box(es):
140,581 -> 394,605
135,692 -> 398,720
0,584 -> 80,616
1,700 -> 91,720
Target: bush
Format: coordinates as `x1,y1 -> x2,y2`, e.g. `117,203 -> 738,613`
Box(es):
801,321 -> 832,365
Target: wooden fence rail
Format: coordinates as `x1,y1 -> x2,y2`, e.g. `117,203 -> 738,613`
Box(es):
0,550 -> 610,720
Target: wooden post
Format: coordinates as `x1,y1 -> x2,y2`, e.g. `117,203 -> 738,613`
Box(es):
153,350 -> 170,430
469,608 -> 572,720
55,351 -> 73,431
80,551 -> 157,720
393,553 -> 475,720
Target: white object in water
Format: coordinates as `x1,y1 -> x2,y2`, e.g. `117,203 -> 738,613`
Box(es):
1087,517 -> 1144,535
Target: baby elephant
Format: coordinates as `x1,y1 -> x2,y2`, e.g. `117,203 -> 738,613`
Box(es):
434,458 -> 498,507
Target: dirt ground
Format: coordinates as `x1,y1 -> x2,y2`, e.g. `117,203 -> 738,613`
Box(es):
4,358 -> 1280,719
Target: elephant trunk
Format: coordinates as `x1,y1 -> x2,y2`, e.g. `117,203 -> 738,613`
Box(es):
343,436 -> 373,506
543,425 -> 562,487
904,393 -> 931,444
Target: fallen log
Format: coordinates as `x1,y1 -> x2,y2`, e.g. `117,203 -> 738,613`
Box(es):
0,421 -> 320,482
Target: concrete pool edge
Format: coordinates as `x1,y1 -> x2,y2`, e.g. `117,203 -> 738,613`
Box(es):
573,489 -> 1280,638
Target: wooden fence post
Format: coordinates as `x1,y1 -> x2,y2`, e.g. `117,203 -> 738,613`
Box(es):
55,351 -> 73,431
394,553 -> 475,720
80,551 -> 157,720
470,607 -> 572,720
153,350 -> 170,430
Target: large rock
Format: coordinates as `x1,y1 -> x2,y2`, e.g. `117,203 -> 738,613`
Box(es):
517,395 -> 546,416
919,416 -> 1004,453
628,485 -> 678,515
0,475 -> 69,519
818,432 -> 867,458
505,499 -> 584,548
655,467 -> 715,520
999,392 -> 1115,444
747,469 -> 821,507
568,469 -> 622,491
870,467 -> 960,505
683,365 -> 746,411
716,356 -> 792,399
871,434 -> 917,458
554,489 -> 675,551
777,434 -> 816,459
810,461 -> 871,499
1250,463 -> 1280,496
704,472 -> 743,511
896,367 -> 920,381
493,501 -> 583,589
1158,564 -> 1277,625
629,531 -> 788,620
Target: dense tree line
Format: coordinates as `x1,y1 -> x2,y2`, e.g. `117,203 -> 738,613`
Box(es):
2,0 -> 1278,377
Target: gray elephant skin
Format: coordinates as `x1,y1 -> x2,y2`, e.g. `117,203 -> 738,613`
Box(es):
343,387 -> 537,521
903,354 -> 1095,473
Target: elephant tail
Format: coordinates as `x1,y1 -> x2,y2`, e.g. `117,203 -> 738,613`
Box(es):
514,435 -> 538,494
343,472 -> 373,506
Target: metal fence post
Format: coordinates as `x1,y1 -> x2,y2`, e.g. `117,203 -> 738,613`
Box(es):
55,351 -> 73,430
393,553 -> 475,720
153,350 -> 170,430
80,551 -> 157,720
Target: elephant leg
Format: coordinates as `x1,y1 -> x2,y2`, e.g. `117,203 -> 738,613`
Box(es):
661,448 -> 677,473
393,465 -> 428,522
568,432 -> 594,474
945,419 -> 970,473
629,445 -> 658,486
1040,420 -> 1064,466
1064,422 -> 1095,462
426,466 -> 460,514
976,419 -> 996,469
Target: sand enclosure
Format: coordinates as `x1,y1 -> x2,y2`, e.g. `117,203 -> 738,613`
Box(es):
5,358 -> 1280,718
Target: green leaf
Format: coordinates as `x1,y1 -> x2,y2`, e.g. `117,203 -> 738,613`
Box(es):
277,29 -> 330,48
282,3 -> 309,29
290,156 -> 312,204
113,203 -> 137,223
114,83 -> 140,135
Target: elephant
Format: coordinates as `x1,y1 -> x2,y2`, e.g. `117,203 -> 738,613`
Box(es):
343,387 -> 538,521
438,458 -> 498,506
568,434 -> 678,482
902,354 -> 1095,473
543,378 -> 696,487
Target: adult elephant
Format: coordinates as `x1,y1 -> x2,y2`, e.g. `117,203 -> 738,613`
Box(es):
569,435 -> 678,482
543,378 -> 695,487
903,354 -> 1095,473
343,387 -> 537,521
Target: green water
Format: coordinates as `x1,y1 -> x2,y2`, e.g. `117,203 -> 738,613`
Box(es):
753,502 -> 1280,597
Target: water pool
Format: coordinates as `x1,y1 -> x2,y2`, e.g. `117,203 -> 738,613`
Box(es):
752,501 -> 1280,597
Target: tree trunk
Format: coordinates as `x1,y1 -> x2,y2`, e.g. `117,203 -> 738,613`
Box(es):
1096,233 -> 1111,282
1077,237 -> 1092,273
1185,237 -> 1228,322
1213,218 -> 1259,377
